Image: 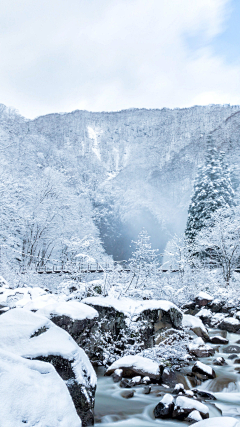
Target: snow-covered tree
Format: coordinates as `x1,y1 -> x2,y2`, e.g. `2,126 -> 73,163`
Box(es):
185,136 -> 235,245
196,207 -> 240,285
126,228 -> 159,292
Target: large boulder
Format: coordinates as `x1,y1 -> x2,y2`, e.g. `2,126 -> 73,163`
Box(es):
0,349 -> 81,427
37,300 -> 99,362
0,308 -> 97,426
82,296 -> 183,351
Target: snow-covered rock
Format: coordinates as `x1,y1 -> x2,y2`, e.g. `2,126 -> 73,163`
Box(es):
212,356 -> 226,366
37,300 -> 98,321
192,361 -> 216,380
218,317 -> 240,333
183,314 -> 209,341
154,394 -> 174,419
0,349 -> 82,427
172,396 -> 209,420
105,355 -> 162,380
209,335 -> 229,345
37,300 -> 99,362
188,337 -> 215,358
195,292 -> 214,307
185,410 -> 202,423
0,308 -> 97,426
82,296 -> 182,328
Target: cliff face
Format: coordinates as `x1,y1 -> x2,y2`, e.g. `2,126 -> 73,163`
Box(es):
1,104 -> 240,259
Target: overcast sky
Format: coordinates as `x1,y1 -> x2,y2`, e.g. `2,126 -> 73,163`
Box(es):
1,0 -> 240,118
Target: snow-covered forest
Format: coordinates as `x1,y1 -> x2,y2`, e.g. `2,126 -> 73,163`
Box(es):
2,103 -> 240,426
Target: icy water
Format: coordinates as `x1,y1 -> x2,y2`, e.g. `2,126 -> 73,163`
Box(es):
94,330 -> 240,426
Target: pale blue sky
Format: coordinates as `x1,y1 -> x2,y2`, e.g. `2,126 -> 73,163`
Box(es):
0,0 -> 240,118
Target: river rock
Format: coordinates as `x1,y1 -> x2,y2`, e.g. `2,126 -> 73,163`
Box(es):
195,292 -> 213,307
192,361 -> 216,380
120,379 -> 132,388
228,354 -> 238,359
143,385 -> 151,394
105,355 -> 162,380
218,317 -> 240,333
154,394 -> 174,419
213,357 -> 226,366
188,337 -> 215,358
121,390 -> 135,399
185,410 -> 203,423
0,308 -> 97,426
209,336 -> 229,345
183,315 -> 209,341
223,345 -> 240,354
192,389 -> 216,400
112,368 -> 123,383
233,358 -> 240,364
173,383 -> 185,394
172,396 -> 209,421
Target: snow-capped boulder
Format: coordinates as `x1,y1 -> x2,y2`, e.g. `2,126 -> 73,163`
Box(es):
192,361 -> 216,380
154,394 -> 174,419
0,349 -> 82,427
195,292 -> 213,307
105,355 -> 162,380
80,296 -> 182,362
209,335 -> 229,345
172,396 -> 209,420
37,301 -> 99,361
0,308 -> 97,426
218,317 -> 240,333
183,314 -> 209,341
188,337 -> 215,358
83,296 -> 182,326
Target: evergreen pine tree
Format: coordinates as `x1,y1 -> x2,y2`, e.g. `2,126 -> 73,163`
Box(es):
185,136 -> 235,244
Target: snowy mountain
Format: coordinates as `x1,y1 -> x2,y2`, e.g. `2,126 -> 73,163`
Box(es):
0,103 -> 240,263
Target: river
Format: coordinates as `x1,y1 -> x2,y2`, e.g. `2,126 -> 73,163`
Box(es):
94,330 -> 240,426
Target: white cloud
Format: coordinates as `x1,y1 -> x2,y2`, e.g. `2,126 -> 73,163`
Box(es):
0,0 -> 238,118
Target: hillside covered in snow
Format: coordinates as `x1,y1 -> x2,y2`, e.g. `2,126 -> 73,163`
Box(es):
1,103 -> 240,267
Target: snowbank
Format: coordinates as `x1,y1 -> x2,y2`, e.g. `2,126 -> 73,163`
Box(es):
0,349 -> 82,427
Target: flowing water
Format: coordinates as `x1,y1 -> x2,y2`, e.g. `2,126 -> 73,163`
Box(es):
94,330 -> 240,426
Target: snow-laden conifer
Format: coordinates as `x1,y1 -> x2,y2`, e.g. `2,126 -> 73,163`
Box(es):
185,136 -> 235,245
